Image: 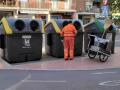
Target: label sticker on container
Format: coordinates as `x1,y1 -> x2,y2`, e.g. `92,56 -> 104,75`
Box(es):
22,35 -> 32,48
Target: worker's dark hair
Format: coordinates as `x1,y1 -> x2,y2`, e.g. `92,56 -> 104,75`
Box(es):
62,21 -> 69,27
73,21 -> 81,30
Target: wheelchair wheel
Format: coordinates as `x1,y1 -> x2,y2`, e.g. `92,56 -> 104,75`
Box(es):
88,50 -> 97,59
99,54 -> 108,62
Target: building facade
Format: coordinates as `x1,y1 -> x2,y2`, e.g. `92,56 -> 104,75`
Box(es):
0,0 -> 19,19
0,0 -> 101,23
0,0 -> 76,21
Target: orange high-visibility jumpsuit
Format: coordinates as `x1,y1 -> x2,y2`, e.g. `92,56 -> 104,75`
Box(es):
61,24 -> 77,60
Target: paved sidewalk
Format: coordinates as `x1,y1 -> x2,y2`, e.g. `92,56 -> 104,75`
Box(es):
0,47 -> 120,70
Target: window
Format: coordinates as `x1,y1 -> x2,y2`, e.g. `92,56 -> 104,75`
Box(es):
20,0 -> 28,8
0,0 -> 15,6
51,0 -> 58,10
85,1 -> 92,12
36,0 -> 42,8
64,0 -> 69,9
0,0 -> 6,6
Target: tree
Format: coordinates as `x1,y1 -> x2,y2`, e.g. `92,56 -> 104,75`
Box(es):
109,0 -> 120,13
108,0 -> 120,24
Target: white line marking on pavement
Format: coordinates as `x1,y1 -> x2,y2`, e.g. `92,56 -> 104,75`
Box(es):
5,74 -> 31,90
23,80 -> 67,83
2,67 -> 120,71
92,72 -> 117,75
99,80 -> 120,86
115,40 -> 120,42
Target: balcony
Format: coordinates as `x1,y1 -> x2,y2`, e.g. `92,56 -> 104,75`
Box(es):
0,0 -> 76,13
51,0 -> 76,12
19,0 -> 76,12
19,0 -> 51,10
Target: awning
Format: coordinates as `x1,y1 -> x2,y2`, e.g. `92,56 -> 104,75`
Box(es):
0,7 -> 19,11
19,8 -> 49,14
50,9 -> 76,13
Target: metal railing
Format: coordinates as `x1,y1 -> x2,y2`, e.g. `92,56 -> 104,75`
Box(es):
19,0 -> 76,10
0,0 -> 76,11
19,0 -> 52,9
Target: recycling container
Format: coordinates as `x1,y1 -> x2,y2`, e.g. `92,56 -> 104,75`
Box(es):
0,17 -> 44,63
84,19 -> 116,54
45,19 -> 83,58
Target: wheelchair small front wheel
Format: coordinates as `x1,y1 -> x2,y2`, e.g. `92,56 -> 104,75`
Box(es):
99,54 -> 108,62
88,50 -> 97,59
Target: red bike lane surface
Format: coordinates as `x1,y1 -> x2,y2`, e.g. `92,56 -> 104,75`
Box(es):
0,47 -> 120,70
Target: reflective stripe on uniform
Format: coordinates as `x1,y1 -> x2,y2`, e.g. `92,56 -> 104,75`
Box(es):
64,49 -> 68,59
70,50 -> 74,59
63,34 -> 75,37
63,30 -> 75,37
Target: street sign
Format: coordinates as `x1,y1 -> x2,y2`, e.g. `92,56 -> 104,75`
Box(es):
101,5 -> 109,17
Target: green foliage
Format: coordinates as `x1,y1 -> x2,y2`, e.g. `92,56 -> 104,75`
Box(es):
109,0 -> 120,13
108,0 -> 120,24
113,17 -> 120,25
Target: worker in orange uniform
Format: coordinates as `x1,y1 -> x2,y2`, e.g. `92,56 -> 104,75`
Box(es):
61,21 -> 77,60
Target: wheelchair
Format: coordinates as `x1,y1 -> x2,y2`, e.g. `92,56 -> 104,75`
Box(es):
87,34 -> 112,62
